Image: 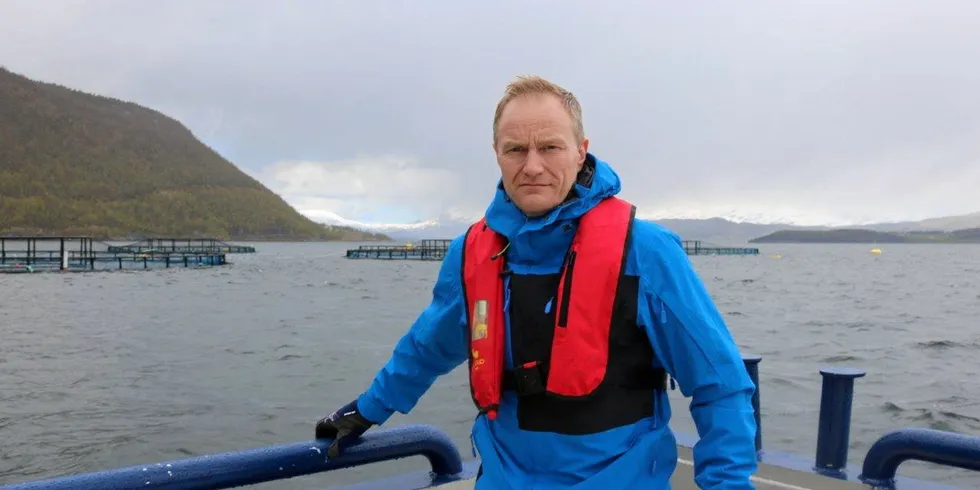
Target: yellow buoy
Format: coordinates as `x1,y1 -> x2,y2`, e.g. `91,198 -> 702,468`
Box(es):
870,248 -> 882,254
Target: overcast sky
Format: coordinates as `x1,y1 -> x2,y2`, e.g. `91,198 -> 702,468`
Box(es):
2,0 -> 978,226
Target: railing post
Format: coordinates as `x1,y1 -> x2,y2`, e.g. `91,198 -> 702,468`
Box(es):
859,428 -> 980,488
814,367 -> 866,478
742,355 -> 763,458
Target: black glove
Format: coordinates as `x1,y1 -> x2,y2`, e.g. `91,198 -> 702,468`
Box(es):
314,399 -> 375,458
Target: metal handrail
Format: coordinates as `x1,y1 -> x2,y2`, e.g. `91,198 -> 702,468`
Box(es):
0,425 -> 463,490
859,428 -> 980,489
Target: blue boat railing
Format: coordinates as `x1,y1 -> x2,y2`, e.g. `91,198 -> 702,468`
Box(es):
2,356 -> 979,490
860,428 -> 980,489
0,425 -> 465,490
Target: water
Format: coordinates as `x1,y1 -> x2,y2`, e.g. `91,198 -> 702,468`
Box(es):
1,242 -> 978,489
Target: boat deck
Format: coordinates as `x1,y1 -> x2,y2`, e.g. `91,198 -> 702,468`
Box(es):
432,446 -> 868,489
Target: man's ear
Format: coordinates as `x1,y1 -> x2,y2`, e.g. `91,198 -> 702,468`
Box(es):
578,137 -> 590,170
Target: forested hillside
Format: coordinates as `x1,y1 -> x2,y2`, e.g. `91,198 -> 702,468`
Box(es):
0,67 -> 389,241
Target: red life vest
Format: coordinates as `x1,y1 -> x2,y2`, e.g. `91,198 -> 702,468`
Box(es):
461,196 -> 635,420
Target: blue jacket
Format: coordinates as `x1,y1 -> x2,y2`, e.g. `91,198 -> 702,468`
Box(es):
356,154 -> 758,489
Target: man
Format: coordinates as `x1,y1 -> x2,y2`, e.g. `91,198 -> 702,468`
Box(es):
316,75 -> 758,489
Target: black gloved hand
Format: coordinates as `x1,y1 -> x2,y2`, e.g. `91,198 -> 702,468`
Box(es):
314,399 -> 375,458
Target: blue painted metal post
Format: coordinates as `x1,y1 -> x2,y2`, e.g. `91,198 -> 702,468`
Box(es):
742,355 -> 763,458
859,427 -> 980,488
814,367 -> 866,478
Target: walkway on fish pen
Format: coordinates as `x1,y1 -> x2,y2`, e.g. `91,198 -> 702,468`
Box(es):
0,236 -> 232,273
346,239 -> 757,261
107,237 -> 256,254
682,240 -> 759,256
346,239 -> 452,261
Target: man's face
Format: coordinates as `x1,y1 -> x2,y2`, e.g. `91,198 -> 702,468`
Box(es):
494,94 -> 589,217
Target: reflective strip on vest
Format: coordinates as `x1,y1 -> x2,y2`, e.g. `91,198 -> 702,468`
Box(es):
461,219 -> 508,419
462,196 -> 635,418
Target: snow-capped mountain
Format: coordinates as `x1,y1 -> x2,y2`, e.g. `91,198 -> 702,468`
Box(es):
317,214 -> 471,241
317,213 -> 807,244
317,210 -> 980,245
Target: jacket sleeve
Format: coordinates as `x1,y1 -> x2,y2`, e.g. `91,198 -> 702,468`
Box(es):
635,224 -> 758,489
356,235 -> 470,424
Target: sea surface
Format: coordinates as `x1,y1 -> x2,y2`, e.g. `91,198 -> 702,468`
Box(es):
1,242 -> 979,489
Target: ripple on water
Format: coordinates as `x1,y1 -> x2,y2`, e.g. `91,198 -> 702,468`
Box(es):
1,242 -> 978,488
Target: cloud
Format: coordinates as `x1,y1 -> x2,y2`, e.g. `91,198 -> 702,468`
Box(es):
2,0 -> 980,225
256,155 -> 467,223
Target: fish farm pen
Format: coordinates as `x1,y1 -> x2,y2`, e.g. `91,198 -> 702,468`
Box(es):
346,239 -> 758,261
107,237 -> 256,254
346,239 -> 452,260
683,240 -> 759,256
0,236 -> 246,273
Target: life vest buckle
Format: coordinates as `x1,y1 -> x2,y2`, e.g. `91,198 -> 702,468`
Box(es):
503,361 -> 548,396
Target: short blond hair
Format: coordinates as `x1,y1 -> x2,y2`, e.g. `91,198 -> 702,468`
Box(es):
492,75 -> 585,146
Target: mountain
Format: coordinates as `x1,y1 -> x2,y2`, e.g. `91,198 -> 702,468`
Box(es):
747,210 -> 980,243
382,217 -> 472,241
316,215 -> 468,242
750,227 -> 980,244
323,209 -> 980,247
860,211 -> 980,232
322,214 -> 801,244
0,67 -> 389,241
646,218 -> 822,245
647,211 -> 980,244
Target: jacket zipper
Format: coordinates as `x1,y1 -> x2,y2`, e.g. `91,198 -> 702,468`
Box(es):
557,250 -> 577,327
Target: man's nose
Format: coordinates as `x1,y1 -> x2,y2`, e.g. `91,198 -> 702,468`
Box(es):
522,150 -> 545,176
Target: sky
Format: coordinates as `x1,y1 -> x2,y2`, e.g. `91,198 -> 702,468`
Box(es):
2,0 -> 979,227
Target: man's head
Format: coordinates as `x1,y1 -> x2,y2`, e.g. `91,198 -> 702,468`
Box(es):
492,75 -> 589,217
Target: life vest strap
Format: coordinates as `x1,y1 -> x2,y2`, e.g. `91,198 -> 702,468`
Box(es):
502,362 -> 667,395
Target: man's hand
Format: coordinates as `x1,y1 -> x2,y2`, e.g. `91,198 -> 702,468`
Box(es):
314,400 -> 375,458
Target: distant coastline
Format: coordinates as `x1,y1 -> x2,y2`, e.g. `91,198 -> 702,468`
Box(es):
749,228 -> 980,244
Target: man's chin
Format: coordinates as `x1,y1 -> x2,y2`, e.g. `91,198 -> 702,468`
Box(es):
515,197 -> 560,217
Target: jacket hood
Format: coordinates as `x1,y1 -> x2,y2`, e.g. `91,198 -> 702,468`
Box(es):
484,153 -> 622,240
